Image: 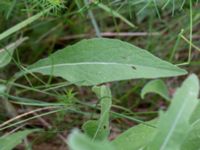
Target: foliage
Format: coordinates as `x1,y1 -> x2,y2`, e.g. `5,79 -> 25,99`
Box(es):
68,130 -> 114,150
0,0 -> 199,149
147,74 -> 199,150
26,38 -> 186,86
112,120 -> 157,150
0,37 -> 28,68
70,74 -> 200,150
141,79 -> 170,100
0,129 -> 38,150
82,85 -> 112,141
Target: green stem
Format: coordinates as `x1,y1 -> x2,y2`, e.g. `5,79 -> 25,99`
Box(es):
0,8 -> 50,41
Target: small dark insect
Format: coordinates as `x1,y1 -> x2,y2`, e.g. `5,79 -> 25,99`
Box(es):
131,66 -> 136,70
122,56 -> 128,59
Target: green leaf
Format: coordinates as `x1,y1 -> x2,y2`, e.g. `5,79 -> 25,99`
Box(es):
181,102 -> 200,150
93,2 -> 136,28
82,120 -> 100,140
141,79 -> 170,100
27,38 -> 186,86
82,85 -> 112,141
4,93 -> 63,107
68,130 -> 114,150
0,84 -> 6,94
0,129 -> 37,150
0,9 -> 49,41
190,102 -> 200,123
112,120 -> 157,150
181,120 -> 200,150
111,74 -> 200,150
148,74 -> 199,150
0,37 -> 28,68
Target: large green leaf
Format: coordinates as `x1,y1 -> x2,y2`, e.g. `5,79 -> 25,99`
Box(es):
0,37 -> 28,68
0,129 -> 37,150
68,130 -> 114,150
112,120 -> 157,150
27,38 -> 186,86
82,85 -> 112,141
148,74 -> 199,150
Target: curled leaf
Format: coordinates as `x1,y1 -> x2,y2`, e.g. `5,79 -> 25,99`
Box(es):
141,79 -> 170,100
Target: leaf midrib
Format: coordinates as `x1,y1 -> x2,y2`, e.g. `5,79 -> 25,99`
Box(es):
159,96 -> 190,150
30,62 -> 132,70
29,62 -> 180,72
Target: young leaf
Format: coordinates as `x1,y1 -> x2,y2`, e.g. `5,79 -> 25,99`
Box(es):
82,85 -> 112,141
141,79 -> 170,100
112,120 -> 157,150
26,38 -> 186,86
0,129 -> 37,150
147,74 -> 199,150
0,37 -> 28,68
68,130 -> 114,150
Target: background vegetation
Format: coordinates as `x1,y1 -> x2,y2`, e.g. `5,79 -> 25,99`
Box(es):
0,0 -> 200,149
